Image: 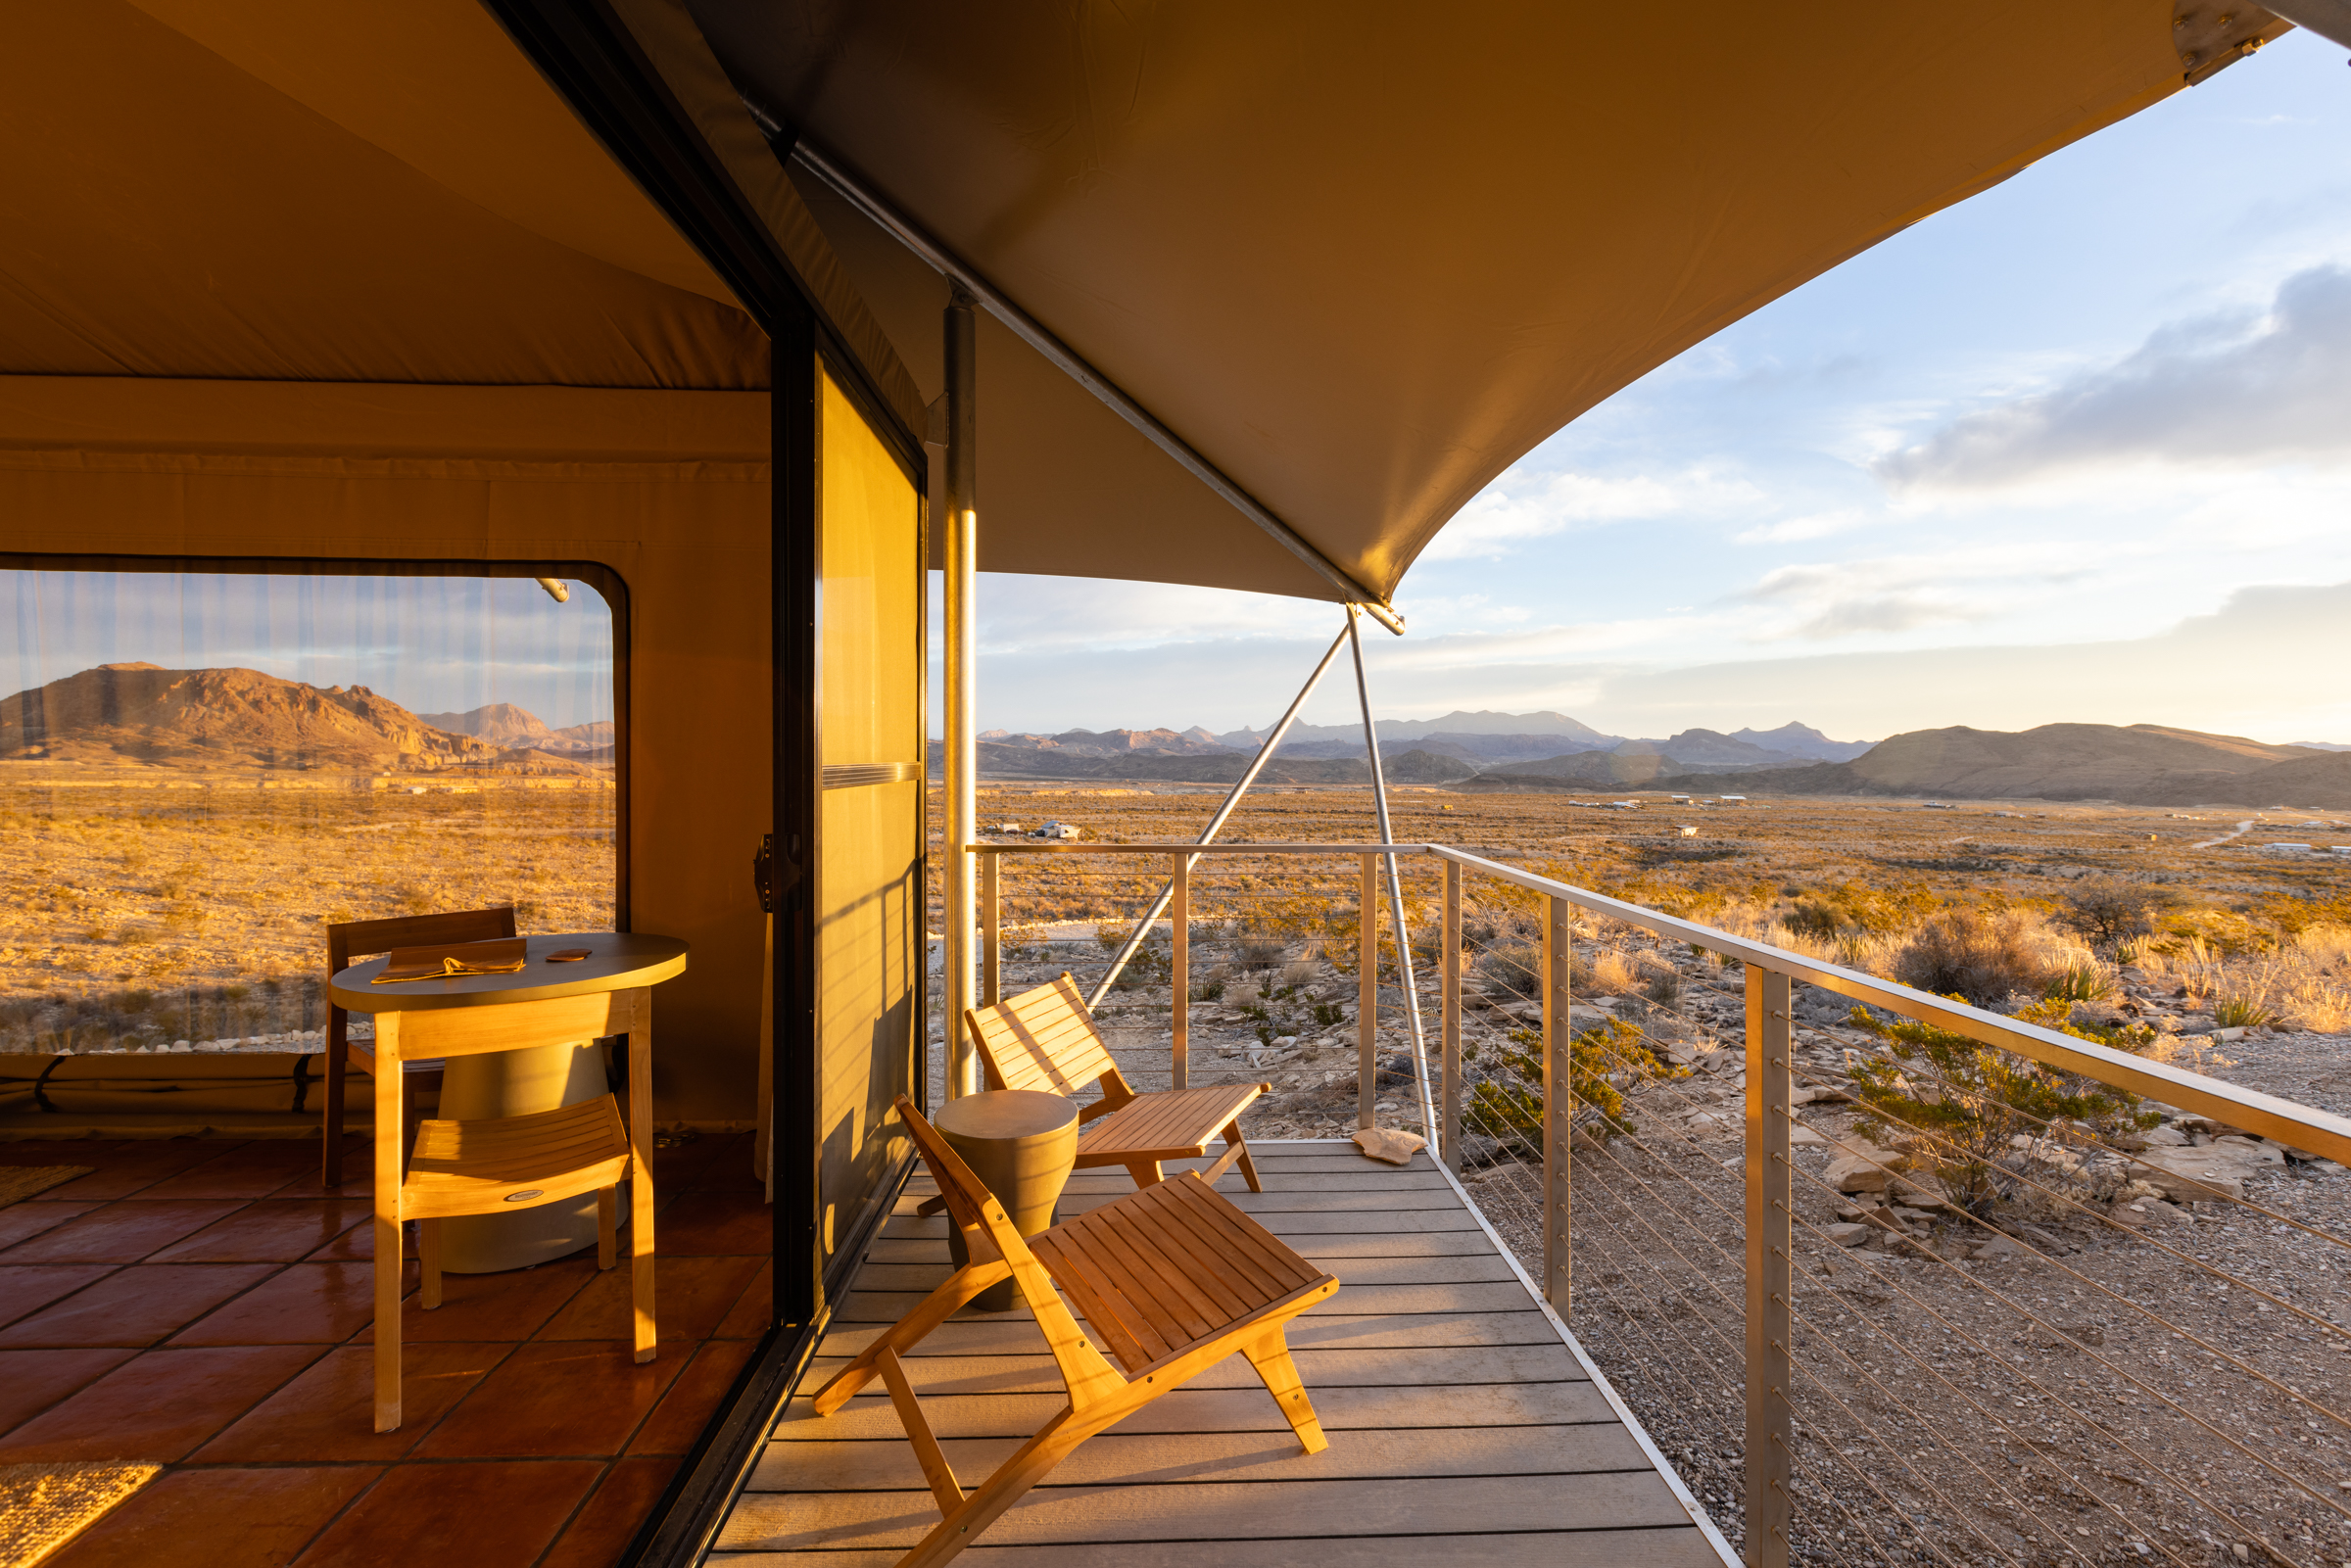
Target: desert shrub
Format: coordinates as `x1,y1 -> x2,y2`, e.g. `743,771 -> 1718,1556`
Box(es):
1190,978 -> 1225,1003
2152,907 -> 2276,958
1784,900 -> 1842,939
1237,935 -> 1286,972
1845,1001 -> 2160,1214
2213,992 -> 2278,1029
2056,879 -> 2163,954
1782,880 -> 1939,940
1278,958 -> 1319,990
1588,950 -> 1639,997
2042,963 -> 2114,1003
1475,942 -> 1542,1000
1642,964 -> 1682,1007
1467,1017 -> 1679,1146
1312,1001 -> 1345,1028
1893,909 -> 2054,1006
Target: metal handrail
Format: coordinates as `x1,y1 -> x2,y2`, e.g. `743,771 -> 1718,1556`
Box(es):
1425,843 -> 2351,1164
965,837 -> 2351,1162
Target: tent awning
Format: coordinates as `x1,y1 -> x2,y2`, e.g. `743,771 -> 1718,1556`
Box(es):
0,1 -> 2296,610
678,0 -> 2293,611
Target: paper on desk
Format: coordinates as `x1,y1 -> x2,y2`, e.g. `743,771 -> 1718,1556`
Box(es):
371,937 -> 528,982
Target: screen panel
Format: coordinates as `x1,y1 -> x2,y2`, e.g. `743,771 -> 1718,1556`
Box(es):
813,365 -> 923,1283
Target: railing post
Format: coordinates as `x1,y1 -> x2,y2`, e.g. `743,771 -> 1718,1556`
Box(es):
1541,894 -> 1571,1309
1442,858 -> 1463,1174
1359,852 -> 1378,1130
1171,852 -> 1188,1092
980,851 -> 1000,1009
1745,965 -> 1794,1568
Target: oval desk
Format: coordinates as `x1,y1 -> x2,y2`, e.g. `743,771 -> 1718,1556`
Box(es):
331,931 -> 687,1430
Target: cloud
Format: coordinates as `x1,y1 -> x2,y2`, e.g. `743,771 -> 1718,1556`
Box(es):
1733,509 -> 1869,546
1419,465 -> 1760,561
1735,558 -> 2014,641
1875,262 -> 2351,489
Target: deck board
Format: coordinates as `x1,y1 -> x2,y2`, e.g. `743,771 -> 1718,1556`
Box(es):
716,1139 -> 1725,1566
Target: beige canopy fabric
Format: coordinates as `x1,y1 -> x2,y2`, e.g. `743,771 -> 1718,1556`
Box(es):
685,0 -> 2293,611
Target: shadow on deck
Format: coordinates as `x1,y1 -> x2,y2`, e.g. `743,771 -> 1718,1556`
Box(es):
712,1141 -> 1730,1566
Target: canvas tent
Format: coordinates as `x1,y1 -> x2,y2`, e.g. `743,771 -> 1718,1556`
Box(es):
0,0 -> 2320,1559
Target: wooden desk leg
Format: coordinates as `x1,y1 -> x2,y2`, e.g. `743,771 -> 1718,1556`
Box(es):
629,997 -> 656,1363
372,1014 -> 405,1433
322,1012 -> 346,1188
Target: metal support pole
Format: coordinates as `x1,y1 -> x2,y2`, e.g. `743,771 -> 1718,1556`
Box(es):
1542,895 -> 1572,1309
1346,606 -> 1431,1147
942,285 -> 979,1099
1358,853 -> 1379,1129
980,852 -> 1000,1009
1171,853 -> 1188,1092
1745,966 -> 1794,1568
1087,619 -> 1352,1008
1442,858 -> 1463,1174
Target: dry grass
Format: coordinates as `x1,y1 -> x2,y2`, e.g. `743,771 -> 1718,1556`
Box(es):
939,781 -> 2351,1042
0,765 -> 613,1051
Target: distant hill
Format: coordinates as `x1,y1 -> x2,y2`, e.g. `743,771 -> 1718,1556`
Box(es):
1475,722 -> 2351,807
0,664 -> 606,774
421,705 -> 611,752
1727,722 -> 1875,763
946,739 -> 1369,784
1215,709 -> 1620,751
417,701 -> 551,747
977,726 -> 1235,759
1615,728 -> 1799,768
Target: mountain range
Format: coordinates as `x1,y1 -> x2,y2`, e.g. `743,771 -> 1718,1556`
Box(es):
0,665 -> 609,774
965,709 -> 2351,806
969,712 -> 1872,778
1622,724 -> 2351,808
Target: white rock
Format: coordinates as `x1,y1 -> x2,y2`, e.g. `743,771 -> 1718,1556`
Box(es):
1824,1222 -> 1869,1247
2129,1143 -> 2275,1204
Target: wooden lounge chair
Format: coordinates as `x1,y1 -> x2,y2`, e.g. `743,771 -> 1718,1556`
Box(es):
964,972 -> 1268,1191
812,1094 -> 1337,1568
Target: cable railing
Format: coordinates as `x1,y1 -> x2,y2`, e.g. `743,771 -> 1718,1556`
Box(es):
955,839 -> 2351,1567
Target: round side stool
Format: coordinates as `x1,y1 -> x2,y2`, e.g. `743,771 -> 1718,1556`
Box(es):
934,1089 -> 1080,1311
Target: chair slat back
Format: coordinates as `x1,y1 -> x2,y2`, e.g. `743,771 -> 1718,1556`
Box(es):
966,973 -> 1119,1097
325,906 -> 517,1055
326,905 -> 517,973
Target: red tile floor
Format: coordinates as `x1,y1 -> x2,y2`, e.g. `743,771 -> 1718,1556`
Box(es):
0,1130 -> 771,1567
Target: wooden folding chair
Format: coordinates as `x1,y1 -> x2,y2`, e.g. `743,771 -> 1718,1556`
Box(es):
964,972 -> 1269,1191
321,905 -> 515,1187
813,1094 -> 1337,1568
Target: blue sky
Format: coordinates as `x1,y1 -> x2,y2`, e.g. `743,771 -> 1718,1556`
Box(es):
1,571 -> 615,732
963,30 -> 2351,745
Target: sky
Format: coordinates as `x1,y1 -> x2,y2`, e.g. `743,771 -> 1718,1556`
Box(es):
956,30 -> 2351,746
0,570 -> 615,732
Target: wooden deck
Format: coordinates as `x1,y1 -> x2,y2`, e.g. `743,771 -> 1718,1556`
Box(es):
711,1141 -> 1731,1567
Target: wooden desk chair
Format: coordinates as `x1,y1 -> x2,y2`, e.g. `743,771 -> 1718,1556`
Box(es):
813,1094 -> 1336,1568
366,981 -> 652,1432
321,906 -> 514,1187
963,972 -> 1268,1191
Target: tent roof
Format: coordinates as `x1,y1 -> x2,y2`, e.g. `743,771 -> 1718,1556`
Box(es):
0,0 -> 768,391
0,2 -> 2294,615
682,0 -> 2292,613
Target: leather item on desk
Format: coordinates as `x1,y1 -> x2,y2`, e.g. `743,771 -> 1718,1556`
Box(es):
371,937 -> 529,982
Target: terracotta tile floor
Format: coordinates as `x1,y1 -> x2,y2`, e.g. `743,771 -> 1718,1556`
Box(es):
0,1130 -> 769,1567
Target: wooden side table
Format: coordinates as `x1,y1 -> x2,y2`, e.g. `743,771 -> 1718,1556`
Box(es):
935,1090 -> 1079,1311
331,931 -> 687,1431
